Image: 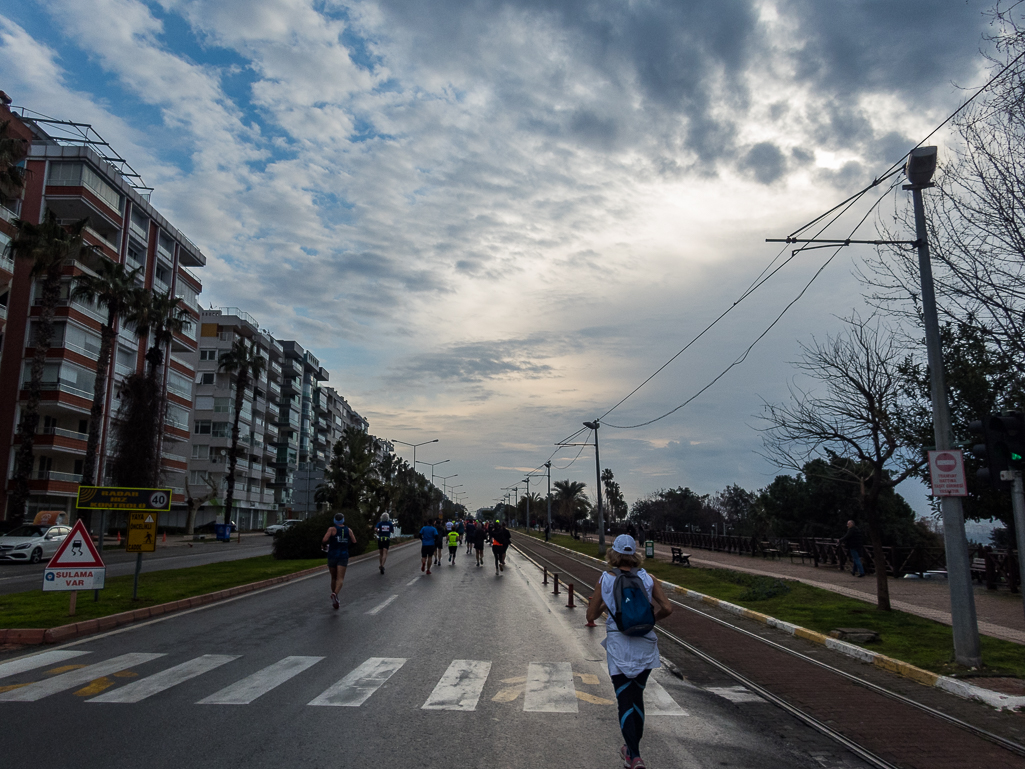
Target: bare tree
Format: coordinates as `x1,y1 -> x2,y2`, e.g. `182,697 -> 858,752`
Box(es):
862,5 -> 1025,375
760,315 -> 925,610
184,474 -> 221,536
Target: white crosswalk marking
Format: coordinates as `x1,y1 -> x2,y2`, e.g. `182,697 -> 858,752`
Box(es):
422,660 -> 491,711
524,662 -> 578,713
366,594 -> 398,615
0,650 -> 91,681
197,656 -> 323,705
88,655 -> 238,703
308,657 -> 407,707
0,653 -> 165,702
645,678 -> 688,716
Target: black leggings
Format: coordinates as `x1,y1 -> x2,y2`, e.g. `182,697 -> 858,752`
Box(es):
492,545 -> 507,567
612,669 -> 651,760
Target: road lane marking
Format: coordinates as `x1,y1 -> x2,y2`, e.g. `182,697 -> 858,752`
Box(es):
575,690 -> 615,705
706,685 -> 765,703
422,660 -> 491,711
366,594 -> 398,615
198,656 -> 324,705
524,662 -> 578,713
0,653 -> 165,701
645,678 -> 688,715
406,577 -> 419,586
0,651 -> 90,681
308,657 -> 407,707
88,655 -> 238,703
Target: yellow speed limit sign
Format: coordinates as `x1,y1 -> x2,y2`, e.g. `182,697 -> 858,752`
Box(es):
126,512 -> 159,553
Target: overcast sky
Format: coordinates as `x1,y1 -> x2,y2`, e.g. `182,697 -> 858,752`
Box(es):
0,0 -> 1005,517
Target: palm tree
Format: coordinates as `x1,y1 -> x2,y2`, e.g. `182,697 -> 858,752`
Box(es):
70,261 -> 143,499
8,212 -> 94,524
127,289 -> 192,384
0,119 -> 27,209
218,338 -> 266,526
553,479 -> 591,535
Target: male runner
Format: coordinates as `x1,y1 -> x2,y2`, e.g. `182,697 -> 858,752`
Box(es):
473,521 -> 486,566
491,520 -> 511,575
375,513 -> 395,574
447,527 -> 460,565
434,520 -> 445,566
419,519 -> 439,575
465,519 -> 476,554
322,513 -> 356,609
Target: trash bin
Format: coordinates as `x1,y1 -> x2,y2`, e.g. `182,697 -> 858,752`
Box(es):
215,524 -> 232,542
645,540 -> 654,558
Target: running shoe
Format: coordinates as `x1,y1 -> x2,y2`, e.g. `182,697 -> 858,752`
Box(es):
380,565 -> 384,574
421,562 -> 425,572
426,569 -> 431,575
621,746 -> 630,767
627,758 -> 646,769
331,593 -> 339,610
499,562 -> 504,571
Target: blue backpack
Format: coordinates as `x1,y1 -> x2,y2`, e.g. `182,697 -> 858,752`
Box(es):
611,569 -> 656,636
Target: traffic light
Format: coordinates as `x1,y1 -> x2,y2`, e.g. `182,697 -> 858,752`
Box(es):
968,412 -> 1024,489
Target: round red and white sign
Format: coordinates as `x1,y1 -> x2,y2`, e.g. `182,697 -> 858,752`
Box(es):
935,452 -> 957,472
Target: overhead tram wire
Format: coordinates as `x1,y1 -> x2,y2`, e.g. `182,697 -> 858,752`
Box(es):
602,179 -> 901,430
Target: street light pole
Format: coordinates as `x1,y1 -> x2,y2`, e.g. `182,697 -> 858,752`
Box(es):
544,461 -> 552,539
521,476 -> 531,530
583,420 -> 605,556
393,438 -> 439,481
906,147 -> 981,667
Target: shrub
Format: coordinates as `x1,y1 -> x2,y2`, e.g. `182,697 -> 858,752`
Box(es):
714,568 -> 792,601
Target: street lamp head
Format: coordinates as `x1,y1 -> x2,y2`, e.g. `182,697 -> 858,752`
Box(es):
905,146 -> 938,187
583,420 -> 599,430
544,461 -> 551,468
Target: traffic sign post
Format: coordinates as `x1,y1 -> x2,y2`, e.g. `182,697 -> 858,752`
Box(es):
927,450 -> 968,497
127,512 -> 158,553
42,519 -> 106,616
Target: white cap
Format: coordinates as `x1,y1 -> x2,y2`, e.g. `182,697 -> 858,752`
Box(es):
612,535 -> 636,555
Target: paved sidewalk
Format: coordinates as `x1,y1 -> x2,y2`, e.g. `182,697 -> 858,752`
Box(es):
651,543 -> 1025,645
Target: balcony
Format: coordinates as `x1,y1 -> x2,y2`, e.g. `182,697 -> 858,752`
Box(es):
0,252 -> 13,275
38,470 -> 83,484
44,426 -> 89,442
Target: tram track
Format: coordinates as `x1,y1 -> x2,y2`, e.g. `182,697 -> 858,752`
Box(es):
512,534 -> 1025,769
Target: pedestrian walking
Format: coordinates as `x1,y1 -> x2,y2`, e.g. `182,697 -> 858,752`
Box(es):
322,513 -> 356,610
585,535 -> 673,769
420,520 -> 439,575
839,520 -> 866,577
491,520 -> 511,575
375,513 -> 394,574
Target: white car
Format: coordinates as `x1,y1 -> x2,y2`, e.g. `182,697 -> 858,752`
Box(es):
264,519 -> 301,536
0,524 -> 72,564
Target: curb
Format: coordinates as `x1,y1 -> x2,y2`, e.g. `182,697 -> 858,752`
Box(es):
518,534 -> 1025,712
0,541 -> 411,647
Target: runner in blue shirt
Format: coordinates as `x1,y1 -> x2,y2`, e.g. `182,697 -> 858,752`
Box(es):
419,521 -> 439,575
375,513 -> 395,574
321,513 -> 356,610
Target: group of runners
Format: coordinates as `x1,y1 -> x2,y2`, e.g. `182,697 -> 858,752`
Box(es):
417,517 -> 511,575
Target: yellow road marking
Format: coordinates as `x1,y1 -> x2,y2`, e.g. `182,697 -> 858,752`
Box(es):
0,683 -> 31,694
574,672 -> 600,685
46,665 -> 88,675
74,677 -> 117,697
575,691 -> 615,705
491,687 -> 523,702
113,671 -> 139,678
500,676 -> 526,684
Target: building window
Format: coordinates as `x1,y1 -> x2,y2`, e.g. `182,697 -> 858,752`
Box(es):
212,422 -> 228,437
189,470 -> 208,485
192,445 -> 209,459
213,397 -> 230,413
200,349 -> 217,361
167,371 -> 193,399
199,372 -> 215,385
194,420 -> 212,435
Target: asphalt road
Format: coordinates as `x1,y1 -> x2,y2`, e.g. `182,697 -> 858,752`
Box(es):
0,542 -> 870,768
0,536 -> 273,595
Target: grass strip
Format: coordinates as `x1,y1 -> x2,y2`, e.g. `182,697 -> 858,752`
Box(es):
0,555 -> 325,629
523,532 -> 1024,680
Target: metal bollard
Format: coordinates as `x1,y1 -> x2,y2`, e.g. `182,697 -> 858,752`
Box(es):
566,583 -> 575,608
553,574 -> 560,595
543,567 -> 548,585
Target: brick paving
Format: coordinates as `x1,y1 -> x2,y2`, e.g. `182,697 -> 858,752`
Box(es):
516,536 -> 1025,769
650,542 -> 1025,645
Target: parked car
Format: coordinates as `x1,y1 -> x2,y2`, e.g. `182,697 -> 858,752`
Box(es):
194,520 -> 237,534
0,524 -> 72,564
265,519 -> 301,536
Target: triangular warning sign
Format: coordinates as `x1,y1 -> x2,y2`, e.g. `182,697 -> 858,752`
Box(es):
46,519 -> 105,568
145,514 -> 154,524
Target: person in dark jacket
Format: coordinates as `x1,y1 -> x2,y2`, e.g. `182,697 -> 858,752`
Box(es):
839,520 -> 866,577
491,521 -> 511,575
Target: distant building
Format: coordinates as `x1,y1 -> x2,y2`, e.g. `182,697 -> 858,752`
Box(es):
0,104 -> 204,522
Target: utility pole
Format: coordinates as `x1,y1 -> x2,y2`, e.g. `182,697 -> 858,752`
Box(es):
583,420 -> 605,556
521,476 -> 531,530
1012,473 -> 1025,623
544,461 -> 552,539
906,147 -> 981,667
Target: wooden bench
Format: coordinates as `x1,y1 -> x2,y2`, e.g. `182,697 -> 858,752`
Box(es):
970,557 -> 987,583
759,543 -> 780,559
788,542 -> 813,564
671,547 -> 691,566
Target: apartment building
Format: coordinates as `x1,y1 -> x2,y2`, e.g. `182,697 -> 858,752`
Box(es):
0,104 -> 204,522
